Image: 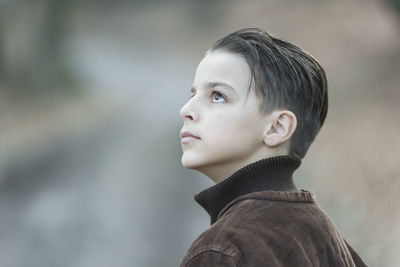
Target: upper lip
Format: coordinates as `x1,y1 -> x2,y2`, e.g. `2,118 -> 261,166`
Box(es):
180,131 -> 200,139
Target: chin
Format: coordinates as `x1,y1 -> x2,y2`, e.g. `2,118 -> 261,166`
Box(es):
181,157 -> 198,169
181,153 -> 205,169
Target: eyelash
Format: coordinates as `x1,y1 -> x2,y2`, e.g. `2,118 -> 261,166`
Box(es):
189,91 -> 227,102
211,91 -> 227,102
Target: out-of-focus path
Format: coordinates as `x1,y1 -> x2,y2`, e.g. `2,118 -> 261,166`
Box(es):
0,36 -> 209,267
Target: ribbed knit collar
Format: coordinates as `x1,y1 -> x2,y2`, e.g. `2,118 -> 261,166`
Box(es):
194,155 -> 302,225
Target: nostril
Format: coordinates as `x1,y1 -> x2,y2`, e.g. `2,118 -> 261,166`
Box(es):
185,111 -> 197,121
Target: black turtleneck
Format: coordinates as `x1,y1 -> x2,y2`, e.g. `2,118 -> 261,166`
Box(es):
194,155 -> 302,224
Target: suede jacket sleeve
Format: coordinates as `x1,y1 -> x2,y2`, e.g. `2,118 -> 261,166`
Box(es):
185,250 -> 237,267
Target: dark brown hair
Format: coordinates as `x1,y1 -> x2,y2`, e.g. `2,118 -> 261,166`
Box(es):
208,28 -> 328,158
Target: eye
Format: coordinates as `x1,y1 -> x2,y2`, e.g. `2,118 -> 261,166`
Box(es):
212,91 -> 227,103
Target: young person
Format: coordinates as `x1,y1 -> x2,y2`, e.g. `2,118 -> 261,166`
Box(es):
179,28 -> 368,266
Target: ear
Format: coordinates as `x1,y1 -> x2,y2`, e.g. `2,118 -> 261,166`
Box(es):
263,110 -> 297,147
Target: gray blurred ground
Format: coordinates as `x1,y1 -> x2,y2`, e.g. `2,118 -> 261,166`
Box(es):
0,0 -> 399,266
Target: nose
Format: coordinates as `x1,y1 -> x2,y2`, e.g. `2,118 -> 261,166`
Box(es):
179,100 -> 198,122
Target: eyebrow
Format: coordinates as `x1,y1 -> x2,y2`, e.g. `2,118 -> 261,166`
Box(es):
191,82 -> 236,94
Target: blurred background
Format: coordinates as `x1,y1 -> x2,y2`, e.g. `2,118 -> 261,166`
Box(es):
0,0 -> 399,266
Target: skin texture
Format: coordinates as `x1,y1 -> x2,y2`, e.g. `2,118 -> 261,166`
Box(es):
179,50 -> 297,183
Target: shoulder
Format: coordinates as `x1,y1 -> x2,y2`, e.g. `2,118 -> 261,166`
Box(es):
181,197 -> 311,266
218,191 -> 341,236
218,195 -> 347,248
220,194 -> 363,266
182,191 -> 360,266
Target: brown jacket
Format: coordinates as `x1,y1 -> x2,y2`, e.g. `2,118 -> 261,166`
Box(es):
180,156 -> 368,266
180,190 -> 368,266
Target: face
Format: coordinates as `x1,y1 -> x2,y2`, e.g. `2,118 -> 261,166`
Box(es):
179,50 -> 272,183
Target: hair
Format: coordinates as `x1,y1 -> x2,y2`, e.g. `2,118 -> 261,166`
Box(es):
208,28 -> 328,158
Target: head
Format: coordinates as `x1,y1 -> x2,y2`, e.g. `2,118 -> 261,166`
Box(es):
179,28 -> 328,183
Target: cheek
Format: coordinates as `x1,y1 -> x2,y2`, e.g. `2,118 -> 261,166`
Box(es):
205,113 -> 261,147
228,112 -> 262,135
205,112 -> 242,136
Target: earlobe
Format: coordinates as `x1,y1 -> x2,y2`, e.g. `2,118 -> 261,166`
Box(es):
263,110 -> 297,147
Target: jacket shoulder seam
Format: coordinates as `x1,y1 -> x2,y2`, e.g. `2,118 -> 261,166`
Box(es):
218,197 -> 315,220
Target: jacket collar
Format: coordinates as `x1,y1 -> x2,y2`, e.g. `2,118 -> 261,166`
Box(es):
194,155 -> 302,225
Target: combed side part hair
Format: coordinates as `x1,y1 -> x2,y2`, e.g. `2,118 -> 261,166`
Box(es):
208,28 -> 328,158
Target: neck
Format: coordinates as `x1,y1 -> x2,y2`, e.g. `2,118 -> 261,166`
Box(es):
197,150 -> 289,184
194,155 -> 302,224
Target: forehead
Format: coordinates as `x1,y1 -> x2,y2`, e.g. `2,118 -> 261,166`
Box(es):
193,51 -> 252,95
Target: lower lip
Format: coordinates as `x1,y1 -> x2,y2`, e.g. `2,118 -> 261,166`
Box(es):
181,136 -> 200,143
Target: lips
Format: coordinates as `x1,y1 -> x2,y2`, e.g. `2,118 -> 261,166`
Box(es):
180,131 -> 200,139
180,131 -> 200,143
